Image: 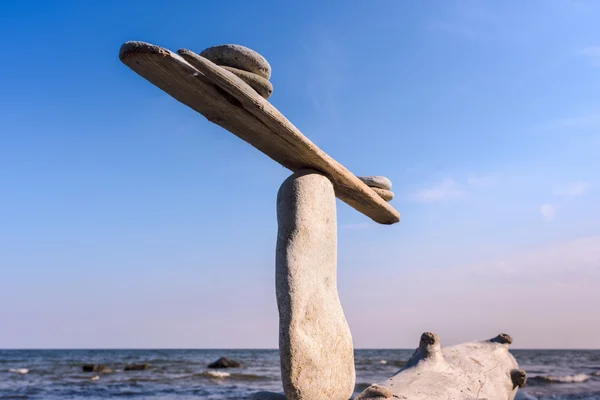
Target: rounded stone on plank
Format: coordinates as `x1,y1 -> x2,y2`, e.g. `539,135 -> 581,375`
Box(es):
371,187 -> 394,202
221,66 -> 273,100
358,176 -> 392,190
200,44 -> 271,80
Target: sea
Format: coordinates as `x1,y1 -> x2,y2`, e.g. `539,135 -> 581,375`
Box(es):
1,349 -> 599,399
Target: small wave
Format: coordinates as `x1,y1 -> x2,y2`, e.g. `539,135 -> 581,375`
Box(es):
8,369 -> 29,374
356,359 -> 405,367
91,376 -> 100,381
204,371 -> 230,379
592,371 -> 600,377
193,371 -> 269,382
529,373 -> 590,384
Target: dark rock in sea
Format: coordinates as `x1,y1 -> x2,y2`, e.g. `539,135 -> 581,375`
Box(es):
82,364 -> 112,373
208,357 -> 242,369
124,363 -> 150,371
391,360 -> 407,368
251,391 -> 287,400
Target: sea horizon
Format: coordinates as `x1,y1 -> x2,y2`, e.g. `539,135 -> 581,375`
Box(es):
3,348 -> 600,399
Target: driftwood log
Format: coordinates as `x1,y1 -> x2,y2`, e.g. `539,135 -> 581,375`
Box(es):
119,41 -> 525,399
356,333 -> 526,400
119,42 -> 399,225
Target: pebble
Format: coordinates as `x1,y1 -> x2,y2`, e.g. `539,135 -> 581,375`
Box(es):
358,176 -> 392,190
371,187 -> 394,202
200,44 -> 271,80
222,66 -> 273,99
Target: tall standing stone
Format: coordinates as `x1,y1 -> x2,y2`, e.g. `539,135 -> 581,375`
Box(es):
276,170 -> 355,400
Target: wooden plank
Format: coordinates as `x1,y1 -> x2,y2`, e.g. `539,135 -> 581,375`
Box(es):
119,41 -> 400,225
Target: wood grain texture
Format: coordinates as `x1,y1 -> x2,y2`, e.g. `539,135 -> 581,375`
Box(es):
119,41 -> 400,224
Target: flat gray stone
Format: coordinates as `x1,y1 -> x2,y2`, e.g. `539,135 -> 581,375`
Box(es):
358,176 -> 392,190
222,66 -> 273,100
276,170 -> 355,400
371,187 -> 394,202
200,44 -> 271,79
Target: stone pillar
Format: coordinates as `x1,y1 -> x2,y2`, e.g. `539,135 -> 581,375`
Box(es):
275,170 -> 355,400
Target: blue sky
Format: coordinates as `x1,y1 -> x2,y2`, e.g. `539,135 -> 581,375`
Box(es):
1,0 -> 599,349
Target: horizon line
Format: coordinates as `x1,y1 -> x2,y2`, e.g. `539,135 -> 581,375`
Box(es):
2,347 -> 599,351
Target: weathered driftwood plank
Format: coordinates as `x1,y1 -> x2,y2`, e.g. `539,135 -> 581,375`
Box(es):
119,41 -> 400,225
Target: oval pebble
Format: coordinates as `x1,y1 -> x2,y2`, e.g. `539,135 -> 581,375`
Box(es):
221,66 -> 273,100
200,44 -> 271,80
358,176 -> 392,190
371,187 -> 394,202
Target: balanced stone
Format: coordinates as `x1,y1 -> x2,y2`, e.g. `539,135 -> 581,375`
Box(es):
222,66 -> 273,100
371,187 -> 394,202
200,44 -> 271,79
276,170 -> 355,400
358,176 -> 392,190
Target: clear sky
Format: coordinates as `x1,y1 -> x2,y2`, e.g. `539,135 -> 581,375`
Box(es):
1,0 -> 599,349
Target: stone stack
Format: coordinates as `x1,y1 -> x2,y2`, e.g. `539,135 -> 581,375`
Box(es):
358,176 -> 394,202
200,44 -> 273,100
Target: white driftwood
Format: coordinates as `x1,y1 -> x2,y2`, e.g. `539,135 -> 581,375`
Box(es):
119,41 -> 400,225
356,332 -> 526,400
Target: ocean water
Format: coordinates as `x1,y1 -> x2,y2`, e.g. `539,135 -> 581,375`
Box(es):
1,349 -> 599,399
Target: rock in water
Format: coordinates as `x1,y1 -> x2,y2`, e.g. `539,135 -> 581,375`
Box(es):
200,44 -> 271,79
221,66 -> 273,100
358,176 -> 392,190
123,363 -> 150,371
82,364 -> 112,373
276,170 -> 355,400
207,357 -> 242,369
251,391 -> 287,400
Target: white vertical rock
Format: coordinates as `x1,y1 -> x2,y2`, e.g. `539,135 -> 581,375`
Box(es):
276,170 -> 355,400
